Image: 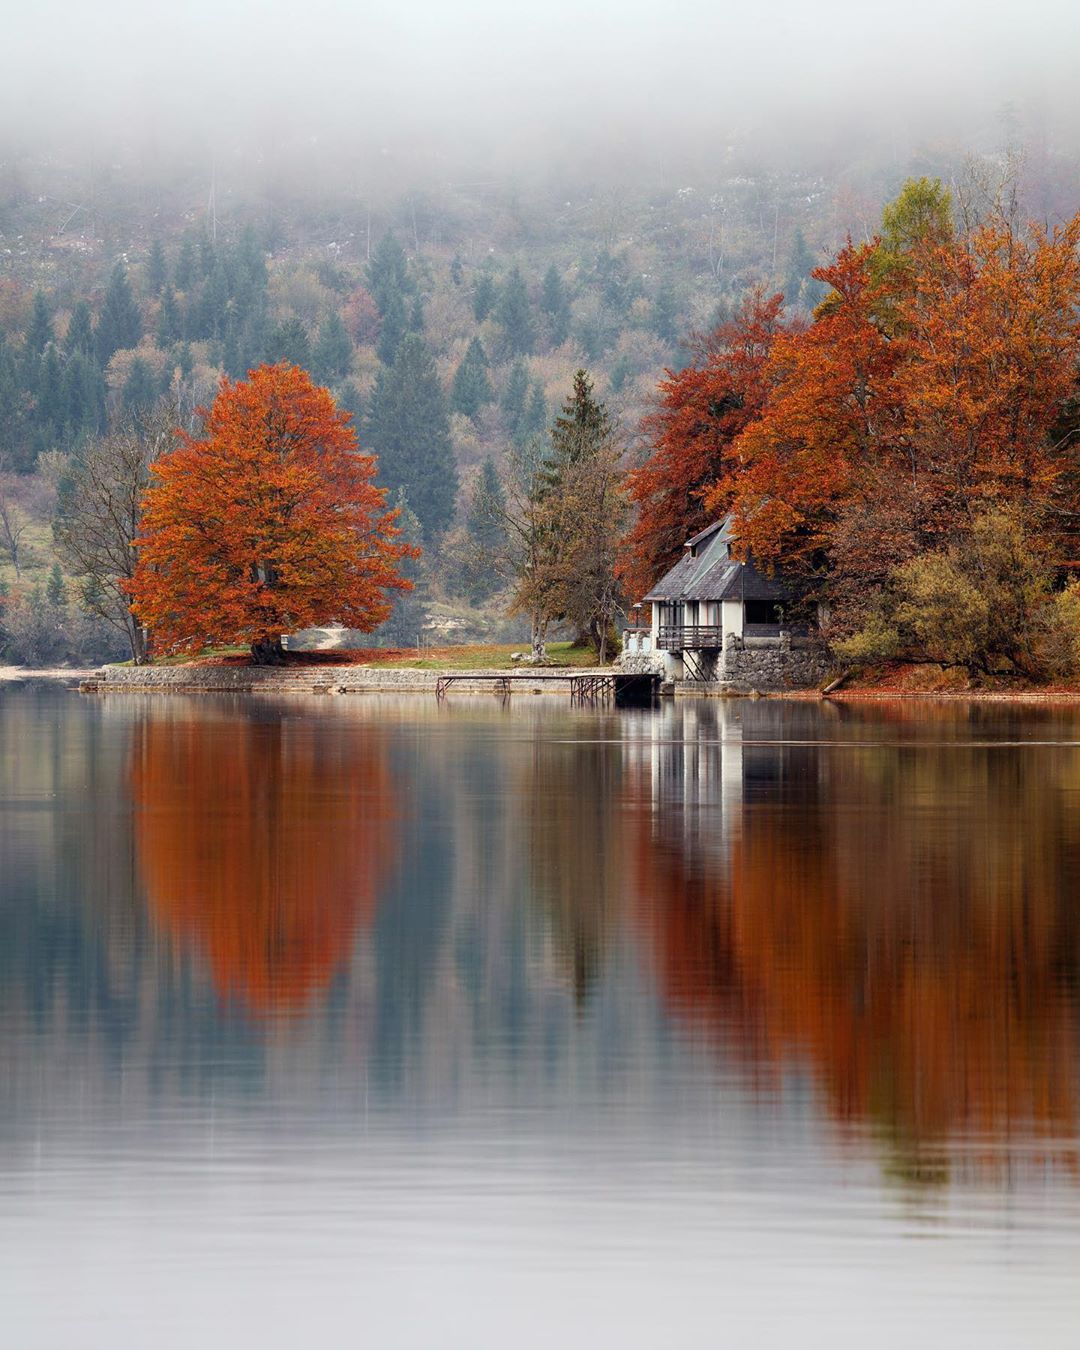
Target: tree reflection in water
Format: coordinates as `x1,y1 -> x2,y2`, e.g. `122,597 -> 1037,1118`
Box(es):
132,704 -> 397,1016
629,702 -> 1080,1183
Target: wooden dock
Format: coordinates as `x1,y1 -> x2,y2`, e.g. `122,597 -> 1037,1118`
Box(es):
434,671 -> 659,706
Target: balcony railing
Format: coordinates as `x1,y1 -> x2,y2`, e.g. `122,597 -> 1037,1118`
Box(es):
657,624 -> 724,651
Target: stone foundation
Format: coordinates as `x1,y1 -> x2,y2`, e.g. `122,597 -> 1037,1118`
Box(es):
718,634 -> 832,692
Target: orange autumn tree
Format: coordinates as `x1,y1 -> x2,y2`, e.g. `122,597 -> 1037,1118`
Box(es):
619,290 -> 786,600
706,198 -> 1080,628
130,363 -> 416,663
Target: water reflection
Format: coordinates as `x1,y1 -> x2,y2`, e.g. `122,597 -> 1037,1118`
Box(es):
131,705 -> 397,1016
1,688 -> 1079,1193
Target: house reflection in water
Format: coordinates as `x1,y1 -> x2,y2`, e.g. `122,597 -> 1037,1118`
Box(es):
624,700 -> 1080,1185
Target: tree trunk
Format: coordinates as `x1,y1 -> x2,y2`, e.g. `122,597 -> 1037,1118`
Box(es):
250,635 -> 286,665
530,613 -> 547,663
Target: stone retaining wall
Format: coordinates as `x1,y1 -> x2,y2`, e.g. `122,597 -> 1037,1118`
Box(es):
80,665 -> 591,695
719,634 -> 832,692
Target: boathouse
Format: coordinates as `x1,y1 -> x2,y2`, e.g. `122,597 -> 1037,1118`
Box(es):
621,515 -> 829,690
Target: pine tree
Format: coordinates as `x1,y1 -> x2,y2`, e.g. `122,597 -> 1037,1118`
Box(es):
376,290 -> 409,365
122,357 -> 159,417
174,234 -> 197,290
500,359 -> 529,432
784,230 -> 819,310
365,333 -> 458,538
62,351 -> 106,440
313,311 -> 353,384
517,381 -> 548,447
374,490 -> 428,646
46,563 -> 66,609
450,337 -> 493,418
473,268 -> 497,322
146,238 -> 168,295
543,369 -> 611,487
464,458 -> 507,604
540,264 -> 571,345
63,300 -> 96,357
653,279 -> 679,344
366,233 -> 413,313
26,291 -> 54,357
495,264 -> 534,356
265,317 -> 311,370
157,285 -> 180,346
96,263 -> 142,365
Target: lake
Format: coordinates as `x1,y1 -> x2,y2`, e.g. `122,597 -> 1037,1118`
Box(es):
2,684 -> 1080,1347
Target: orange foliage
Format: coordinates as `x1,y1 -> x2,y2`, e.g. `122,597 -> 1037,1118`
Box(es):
620,290 -> 785,599
130,363 -> 415,656
132,708 -> 397,1015
707,216 -> 1080,597
629,728 -> 1080,1180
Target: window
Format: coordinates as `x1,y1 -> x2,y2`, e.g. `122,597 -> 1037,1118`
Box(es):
745,599 -> 783,626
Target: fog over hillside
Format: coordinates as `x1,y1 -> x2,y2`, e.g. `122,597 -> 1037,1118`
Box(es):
3,0 -> 1080,185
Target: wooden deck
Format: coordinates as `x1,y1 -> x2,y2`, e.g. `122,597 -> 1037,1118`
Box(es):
434,671 -> 659,706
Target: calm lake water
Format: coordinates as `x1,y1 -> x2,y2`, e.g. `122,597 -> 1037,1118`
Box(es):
2,684 -> 1080,1347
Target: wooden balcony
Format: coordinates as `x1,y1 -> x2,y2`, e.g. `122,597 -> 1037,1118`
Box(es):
656,624 -> 724,651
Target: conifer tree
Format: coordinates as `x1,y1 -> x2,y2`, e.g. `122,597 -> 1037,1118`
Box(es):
26,291 -> 54,357
146,238 -> 168,295
156,286 -> 180,347
96,263 -> 142,365
62,351 -> 106,440
540,264 -> 571,345
376,290 -> 409,365
313,311 -> 354,384
63,300 -> 96,357
46,562 -> 66,609
473,267 -> 496,322
464,458 -> 507,604
500,359 -> 529,432
374,490 -> 428,646
449,255 -> 464,286
543,368 -> 611,487
174,234 -> 197,290
266,317 -> 311,370
495,264 -> 534,355
365,333 -> 458,537
653,279 -> 679,344
450,337 -> 493,418
366,232 -> 413,313
517,381 -> 548,447
122,357 -> 159,417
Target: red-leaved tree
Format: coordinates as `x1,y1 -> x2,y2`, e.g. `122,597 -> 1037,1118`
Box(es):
130,363 -> 416,662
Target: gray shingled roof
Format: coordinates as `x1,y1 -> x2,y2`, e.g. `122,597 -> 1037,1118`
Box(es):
641,514 -> 788,604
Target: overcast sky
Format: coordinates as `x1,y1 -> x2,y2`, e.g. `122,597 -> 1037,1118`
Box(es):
3,0 -> 1079,170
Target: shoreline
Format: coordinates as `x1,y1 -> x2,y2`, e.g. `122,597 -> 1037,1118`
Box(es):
58,662 -> 1080,701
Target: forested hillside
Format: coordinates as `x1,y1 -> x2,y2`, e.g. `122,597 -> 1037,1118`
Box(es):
2,131 -> 1079,662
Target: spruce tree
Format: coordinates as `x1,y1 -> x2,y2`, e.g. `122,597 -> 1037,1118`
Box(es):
96,263 -> 142,365
365,333 -> 458,538
517,381 -> 548,447
540,264 -> 571,345
63,301 -> 96,357
157,285 -> 180,346
653,279 -> 679,344
495,264 -> 534,355
473,268 -> 496,322
450,337 -> 493,418
122,357 -> 159,417
500,360 -> 529,434
313,311 -> 353,384
46,563 -> 66,609
409,293 -> 425,334
366,232 -> 413,313
784,230 -> 819,310
376,290 -> 409,365
265,316 -> 311,370
62,352 -> 106,440
449,255 -> 464,286
174,234 -> 197,290
26,291 -> 54,357
464,458 -> 507,604
374,490 -> 428,646
542,369 -> 611,489
146,238 -> 168,295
